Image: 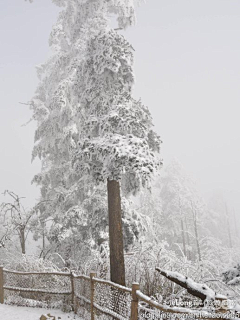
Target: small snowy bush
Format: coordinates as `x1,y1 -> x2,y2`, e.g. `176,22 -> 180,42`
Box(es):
4,255 -> 71,311
4,255 -> 62,273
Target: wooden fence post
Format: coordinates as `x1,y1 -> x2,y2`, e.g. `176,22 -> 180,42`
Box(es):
0,266 -> 4,304
70,271 -> 76,313
130,283 -> 139,320
90,272 -> 96,320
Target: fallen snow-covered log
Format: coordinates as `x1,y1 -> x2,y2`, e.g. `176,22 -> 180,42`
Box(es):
156,267 -> 216,301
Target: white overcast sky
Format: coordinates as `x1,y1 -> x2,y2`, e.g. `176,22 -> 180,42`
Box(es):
0,0 -> 240,211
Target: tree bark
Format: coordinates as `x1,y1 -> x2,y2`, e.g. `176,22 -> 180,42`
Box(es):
192,207 -> 201,261
225,204 -> 233,248
178,196 -> 186,258
20,227 -> 26,255
233,208 -> 239,239
184,216 -> 191,260
180,218 -> 186,257
42,228 -> 45,259
107,179 -> 125,286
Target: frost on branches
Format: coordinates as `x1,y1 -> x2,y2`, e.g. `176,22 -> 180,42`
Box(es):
27,0 -> 161,274
73,29 -> 161,189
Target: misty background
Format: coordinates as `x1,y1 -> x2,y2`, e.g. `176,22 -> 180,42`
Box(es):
0,0 -> 239,214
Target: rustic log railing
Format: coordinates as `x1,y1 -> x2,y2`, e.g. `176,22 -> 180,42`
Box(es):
0,266 -> 234,320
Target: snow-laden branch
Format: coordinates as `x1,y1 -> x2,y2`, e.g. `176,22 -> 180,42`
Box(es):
156,267 -> 219,301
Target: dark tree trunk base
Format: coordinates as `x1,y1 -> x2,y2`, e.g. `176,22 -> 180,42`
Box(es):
107,179 -> 126,286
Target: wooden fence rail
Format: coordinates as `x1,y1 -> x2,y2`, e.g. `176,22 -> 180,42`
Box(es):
0,266 -> 232,320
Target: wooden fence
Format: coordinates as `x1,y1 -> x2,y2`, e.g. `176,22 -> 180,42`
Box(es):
0,266 -> 233,320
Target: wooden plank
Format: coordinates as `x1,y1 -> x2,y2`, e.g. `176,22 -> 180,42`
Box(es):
90,272 -> 96,320
3,269 -> 71,276
92,277 -> 131,293
93,302 -> 128,320
70,271 -> 76,313
0,266 -> 4,304
4,286 -> 71,295
130,283 -> 139,320
73,274 -> 90,281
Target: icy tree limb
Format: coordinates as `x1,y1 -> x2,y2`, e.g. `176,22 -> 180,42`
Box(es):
156,267 -> 216,301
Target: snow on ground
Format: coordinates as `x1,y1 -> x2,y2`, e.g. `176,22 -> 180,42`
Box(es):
0,304 -> 84,320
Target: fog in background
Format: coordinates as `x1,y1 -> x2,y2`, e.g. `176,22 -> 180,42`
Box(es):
0,0 -> 239,216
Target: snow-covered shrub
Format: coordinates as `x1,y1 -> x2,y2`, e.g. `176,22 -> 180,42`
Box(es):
222,264 -> 240,285
6,294 -> 48,308
124,240 -> 240,303
4,254 -> 62,272
0,247 -> 22,267
5,291 -> 66,310
125,241 -> 184,298
4,255 -> 72,311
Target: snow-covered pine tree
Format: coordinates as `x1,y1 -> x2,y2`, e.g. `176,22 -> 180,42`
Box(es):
73,23 -> 161,286
28,0 -> 161,285
28,1 -> 115,259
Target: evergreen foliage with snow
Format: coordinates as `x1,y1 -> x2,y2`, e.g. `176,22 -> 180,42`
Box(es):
27,0 -> 161,262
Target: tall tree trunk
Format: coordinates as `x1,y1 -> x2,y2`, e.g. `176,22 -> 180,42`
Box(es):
192,207 -> 201,261
180,218 -> 187,257
42,228 -> 45,259
225,204 -> 233,248
178,195 -> 186,258
107,179 -> 125,286
184,216 -> 191,260
233,208 -> 239,239
20,227 -> 26,255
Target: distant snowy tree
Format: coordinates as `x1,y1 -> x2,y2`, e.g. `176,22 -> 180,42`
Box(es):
158,160 -> 195,258
141,160 -> 208,261
0,190 -> 36,255
207,193 -> 238,248
27,0 -> 161,284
